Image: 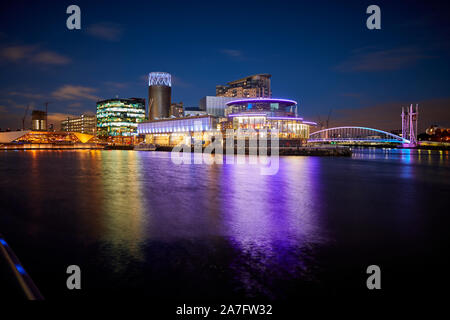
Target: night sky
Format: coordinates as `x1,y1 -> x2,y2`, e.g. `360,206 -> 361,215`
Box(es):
0,0 -> 449,131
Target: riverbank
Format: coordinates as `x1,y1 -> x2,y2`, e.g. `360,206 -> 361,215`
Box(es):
0,143 -> 352,156
0,143 -> 102,150
153,145 -> 352,156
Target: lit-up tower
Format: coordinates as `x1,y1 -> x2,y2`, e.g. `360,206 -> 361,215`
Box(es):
148,72 -> 171,120
401,104 -> 419,146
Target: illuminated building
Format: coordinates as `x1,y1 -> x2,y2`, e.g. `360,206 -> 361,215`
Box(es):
424,125 -> 450,142
216,74 -> 271,98
96,98 -> 145,137
199,96 -> 243,117
225,98 -> 298,116
61,114 -> 96,134
224,98 -> 315,139
0,130 -> 97,149
137,98 -> 316,146
148,72 -> 171,120
170,102 -> 184,117
31,110 -> 47,131
184,110 -> 208,117
137,115 -> 217,146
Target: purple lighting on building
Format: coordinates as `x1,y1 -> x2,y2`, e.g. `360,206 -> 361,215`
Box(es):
302,121 -> 317,125
268,116 -> 304,121
228,113 -> 267,117
226,98 -> 297,106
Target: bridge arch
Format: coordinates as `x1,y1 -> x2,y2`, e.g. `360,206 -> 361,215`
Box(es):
309,126 -> 409,144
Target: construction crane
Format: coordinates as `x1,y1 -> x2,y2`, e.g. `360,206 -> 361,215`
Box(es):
22,104 -> 30,130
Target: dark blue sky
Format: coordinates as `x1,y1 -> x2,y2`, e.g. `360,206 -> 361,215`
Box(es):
1,0 -> 449,130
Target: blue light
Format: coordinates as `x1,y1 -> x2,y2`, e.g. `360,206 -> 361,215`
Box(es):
16,264 -> 26,275
0,239 -> 7,246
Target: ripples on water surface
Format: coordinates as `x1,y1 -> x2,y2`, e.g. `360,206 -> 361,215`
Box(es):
0,148 -> 449,298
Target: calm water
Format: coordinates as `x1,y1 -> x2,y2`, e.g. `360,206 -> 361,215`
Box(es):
0,148 -> 449,299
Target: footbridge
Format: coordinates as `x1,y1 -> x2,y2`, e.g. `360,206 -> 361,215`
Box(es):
309,126 -> 409,144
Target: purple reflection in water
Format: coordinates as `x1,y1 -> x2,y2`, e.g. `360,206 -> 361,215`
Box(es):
220,156 -> 326,297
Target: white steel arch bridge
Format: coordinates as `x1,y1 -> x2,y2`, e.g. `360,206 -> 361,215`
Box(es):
309,126 -> 410,144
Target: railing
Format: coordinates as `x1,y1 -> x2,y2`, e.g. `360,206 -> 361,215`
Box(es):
0,233 -> 44,300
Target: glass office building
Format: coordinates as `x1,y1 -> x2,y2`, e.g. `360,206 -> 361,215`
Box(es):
96,98 -> 145,136
61,114 -> 96,135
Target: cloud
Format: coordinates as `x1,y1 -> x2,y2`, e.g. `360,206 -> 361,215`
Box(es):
221,49 -> 244,59
51,85 -> 100,101
86,23 -> 123,41
67,102 -> 82,108
9,91 -> 45,100
0,97 -> 35,111
32,51 -> 70,65
335,47 -> 430,72
1,45 -> 35,61
0,45 -> 70,65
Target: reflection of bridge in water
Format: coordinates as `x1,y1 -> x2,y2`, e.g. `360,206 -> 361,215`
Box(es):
309,126 -> 410,144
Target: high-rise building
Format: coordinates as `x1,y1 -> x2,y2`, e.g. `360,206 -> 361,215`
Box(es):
96,98 -> 145,136
170,102 -> 184,117
61,114 -> 97,134
216,74 -> 271,98
31,110 -> 47,131
148,72 -> 171,120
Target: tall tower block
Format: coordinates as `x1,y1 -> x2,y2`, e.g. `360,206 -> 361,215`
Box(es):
148,72 -> 171,120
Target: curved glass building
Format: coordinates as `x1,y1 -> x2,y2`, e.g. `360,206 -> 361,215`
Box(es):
225,98 -> 315,139
225,98 -> 298,116
96,98 -> 145,137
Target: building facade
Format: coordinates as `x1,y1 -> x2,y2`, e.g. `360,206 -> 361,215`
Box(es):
216,74 -> 272,98
138,115 -> 217,146
199,96 -> 242,117
96,98 -> 145,137
224,98 -> 314,139
137,98 -> 316,146
170,102 -> 184,117
31,110 -> 47,131
184,110 -> 208,117
148,72 -> 171,120
61,114 -> 96,134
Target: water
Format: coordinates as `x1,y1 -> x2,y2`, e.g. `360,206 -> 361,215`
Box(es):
0,148 -> 449,299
